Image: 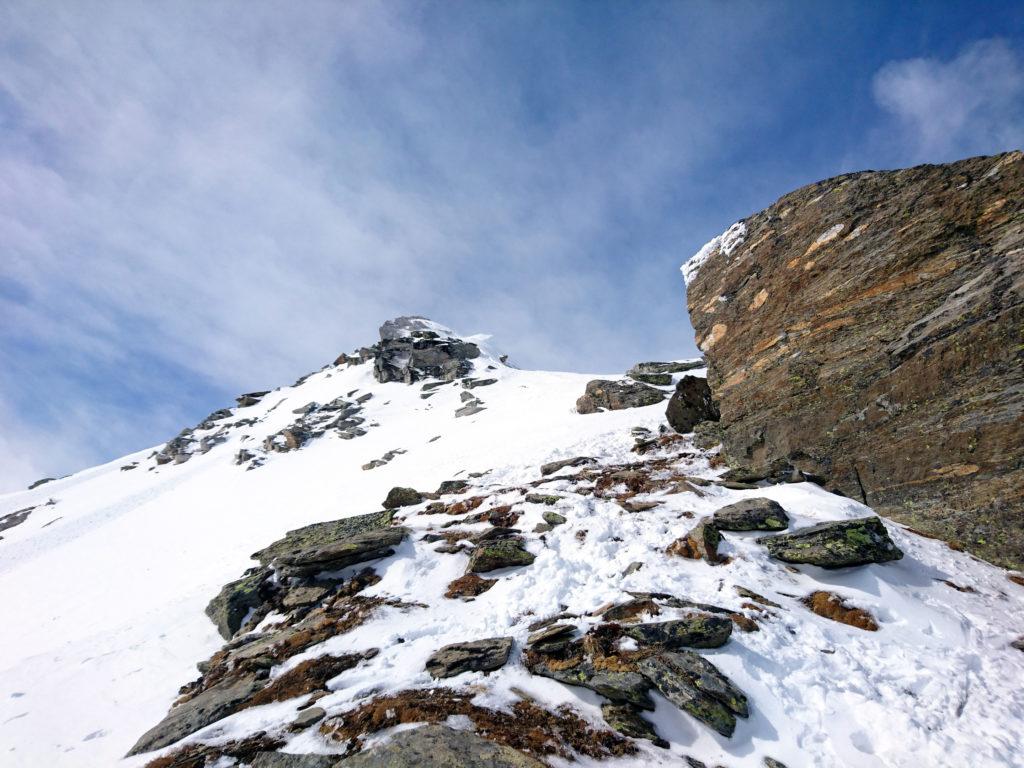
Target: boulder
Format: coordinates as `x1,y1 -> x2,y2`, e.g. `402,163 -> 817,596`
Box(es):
467,539 -> 535,573
637,652 -> 747,737
236,391 -> 270,407
383,487 -> 424,508
437,480 -> 469,494
600,702 -> 666,746
526,623 -> 577,654
251,753 -> 337,767
576,380 -> 666,414
373,318 -> 480,385
630,372 -> 672,386
713,498 -> 790,531
425,637 -> 514,678
665,376 -> 719,434
526,654 -> 654,710
339,724 -> 544,767
628,361 -> 704,376
205,568 -> 269,639
684,152 -> 1024,568
758,516 -> 903,568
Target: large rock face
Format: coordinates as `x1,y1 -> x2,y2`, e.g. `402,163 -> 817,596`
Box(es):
684,152 -> 1024,567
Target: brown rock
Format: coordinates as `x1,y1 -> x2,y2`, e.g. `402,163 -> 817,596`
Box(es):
667,518 -> 722,564
685,152 -> 1024,567
802,590 -> 878,631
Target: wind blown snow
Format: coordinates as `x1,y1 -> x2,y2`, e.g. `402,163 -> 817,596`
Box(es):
681,222 -> 747,286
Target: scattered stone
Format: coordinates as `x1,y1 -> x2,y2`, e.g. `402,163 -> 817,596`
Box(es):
445,573 -> 497,599
622,561 -> 644,576
540,456 -> 595,476
456,402 -> 486,418
467,538 -> 535,573
802,591 -> 879,631
667,518 -> 722,564
601,702 -> 667,747
758,516 -> 904,568
623,615 -> 733,649
637,652 -> 747,737
713,498 -> 790,531
205,568 -> 269,640
236,391 -> 270,407
603,599 -> 661,623
383,487 -> 423,508
524,493 -> 561,505
665,376 -> 719,434
735,586 -> 781,608
425,637 -> 514,678
342,724 -> 547,767
542,511 -> 567,526
0,507 -> 33,533
437,479 -> 469,495
576,380 -> 666,414
120,462 -> 138,471
28,477 -> 56,490
763,758 -> 790,768
527,623 -> 577,654
463,378 -> 498,389
1011,637 -> 1024,652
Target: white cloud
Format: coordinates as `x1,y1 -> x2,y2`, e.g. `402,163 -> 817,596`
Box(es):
873,38 -> 1024,161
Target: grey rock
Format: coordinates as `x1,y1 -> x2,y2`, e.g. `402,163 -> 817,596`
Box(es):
0,507 -> 33,533
526,623 -> 576,653
436,480 -> 469,494
236,390 -> 270,407
526,655 -> 654,710
525,493 -> 561,505
601,702 -> 666,746
576,380 -> 666,414
339,724 -> 544,767
251,753 -> 338,768
127,673 -> 263,755
383,487 -> 423,509
624,616 -> 733,649
455,403 -> 486,418
713,498 -> 790,531
758,516 -> 904,568
205,568 -> 269,639
637,652 -> 746,737
26,477 -> 56,490
425,637 -> 514,678
462,378 -> 497,389
666,376 -> 719,434
628,361 -> 704,376
763,759 -> 790,768
467,538 -> 535,572
291,706 -> 326,729
540,456 -> 595,476
542,511 -> 566,526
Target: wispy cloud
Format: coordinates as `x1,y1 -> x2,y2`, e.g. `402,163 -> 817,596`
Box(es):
872,38 -> 1024,161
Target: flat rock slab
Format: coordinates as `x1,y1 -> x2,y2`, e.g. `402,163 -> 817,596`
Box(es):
576,380 -> 666,414
128,673 -> 263,755
623,615 -> 733,649
272,527 -> 408,578
540,456 -> 595,476
637,652 -> 747,737
713,498 -> 790,531
425,637 -> 514,678
339,724 -> 544,767
526,655 -> 654,710
758,516 -> 903,568
253,511 -> 395,565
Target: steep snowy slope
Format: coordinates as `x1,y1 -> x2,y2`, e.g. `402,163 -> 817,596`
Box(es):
1,319 -> 1023,768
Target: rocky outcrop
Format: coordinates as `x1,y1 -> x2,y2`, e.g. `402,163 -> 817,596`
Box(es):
339,724 -> 545,767
713,498 -> 790,532
684,152 -> 1024,567
372,317 -> 481,384
425,637 -> 514,678
576,380 -> 666,414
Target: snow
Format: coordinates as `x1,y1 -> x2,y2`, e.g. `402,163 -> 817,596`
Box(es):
681,222 -> 747,286
1,342 -> 1023,768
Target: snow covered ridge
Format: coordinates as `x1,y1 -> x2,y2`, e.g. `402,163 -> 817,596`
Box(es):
682,221 -> 747,286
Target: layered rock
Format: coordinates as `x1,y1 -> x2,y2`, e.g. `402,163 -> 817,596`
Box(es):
684,152 -> 1024,567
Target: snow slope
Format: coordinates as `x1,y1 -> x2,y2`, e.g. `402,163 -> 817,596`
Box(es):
1,330 -> 1023,768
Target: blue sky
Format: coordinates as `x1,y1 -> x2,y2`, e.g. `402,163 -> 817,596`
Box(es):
2,1 -> 1023,491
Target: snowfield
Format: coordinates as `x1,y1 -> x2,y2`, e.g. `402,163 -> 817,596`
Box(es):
1,336 -> 1023,768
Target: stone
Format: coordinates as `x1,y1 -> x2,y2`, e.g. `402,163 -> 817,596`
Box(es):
526,623 -> 576,653
462,377 -> 497,389
629,361 -> 705,376
437,480 -> 469,494
444,573 -> 497,599
455,403 -> 486,418
713,498 -> 790,531
425,637 -> 514,678
576,380 -> 666,414
291,706 -> 326,729
339,724 -> 544,767
630,372 -> 672,386
540,456 -> 595,476
684,152 -> 1024,568
526,655 -> 654,710
692,421 -> 723,449
542,511 -> 566,526
525,493 -> 561,505
665,376 -> 719,434
127,673 -> 263,755
637,652 -> 747,737
757,516 -> 903,568
384,487 -> 423,508
373,318 -> 480,385
622,561 -> 644,576
236,391 -> 270,407
600,702 -> 666,746
205,568 -> 269,640
623,615 -> 733,649
251,754 -> 338,768
467,539 -> 535,573
667,518 -> 722,564
0,507 -> 33,533
282,585 -> 331,609
763,759 -> 790,768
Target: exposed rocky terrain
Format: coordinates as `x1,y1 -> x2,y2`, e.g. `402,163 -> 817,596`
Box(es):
684,151 -> 1024,568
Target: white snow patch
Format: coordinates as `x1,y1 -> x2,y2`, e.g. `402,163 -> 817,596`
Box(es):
681,222 -> 747,286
